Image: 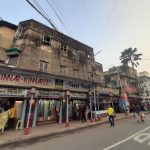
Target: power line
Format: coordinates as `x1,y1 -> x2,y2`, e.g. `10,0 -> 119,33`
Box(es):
98,0 -> 118,41
52,0 -> 81,38
80,0 -> 105,48
26,0 -> 58,30
32,0 -> 50,20
46,0 -> 72,37
80,0 -> 118,55
26,0 -> 65,41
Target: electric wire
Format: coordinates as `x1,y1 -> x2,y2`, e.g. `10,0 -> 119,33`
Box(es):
26,0 -> 65,41
46,0 -> 72,37
32,0 -> 50,20
51,0 -> 75,34
79,0 -> 118,55
99,0 -> 118,40
32,0 -> 59,30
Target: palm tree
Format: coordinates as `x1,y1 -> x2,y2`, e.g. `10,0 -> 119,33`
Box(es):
120,47 -> 142,94
120,47 -> 142,69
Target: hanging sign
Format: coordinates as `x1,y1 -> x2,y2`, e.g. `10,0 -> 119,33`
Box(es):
0,88 -> 27,97
38,90 -> 64,98
64,81 -> 92,91
70,93 -> 87,99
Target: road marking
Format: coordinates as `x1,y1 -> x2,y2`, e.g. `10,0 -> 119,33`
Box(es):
133,133 -> 150,143
102,126 -> 150,150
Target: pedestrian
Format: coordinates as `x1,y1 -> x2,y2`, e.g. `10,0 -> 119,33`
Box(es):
81,103 -> 87,123
107,104 -> 115,127
0,105 -> 9,134
133,103 -> 144,122
124,105 -> 130,116
8,103 -> 16,129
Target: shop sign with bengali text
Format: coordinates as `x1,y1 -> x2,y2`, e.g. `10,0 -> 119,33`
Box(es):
0,88 -> 28,97
38,90 -> 64,98
64,81 -> 92,91
0,73 -> 55,88
70,93 -> 87,99
99,87 -> 119,95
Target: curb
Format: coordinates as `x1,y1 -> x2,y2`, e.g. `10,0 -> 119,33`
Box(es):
1,113 -> 149,147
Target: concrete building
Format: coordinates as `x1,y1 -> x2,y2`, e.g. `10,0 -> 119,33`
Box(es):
0,19 -> 109,128
0,20 -> 17,63
139,71 -> 150,97
104,65 -> 143,107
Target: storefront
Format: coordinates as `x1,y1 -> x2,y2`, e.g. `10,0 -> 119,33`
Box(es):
97,87 -> 120,112
0,66 -> 93,128
36,90 -> 65,124
69,92 -> 87,120
0,88 -> 28,129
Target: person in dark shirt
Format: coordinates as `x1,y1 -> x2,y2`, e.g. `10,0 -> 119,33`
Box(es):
81,103 -> 87,122
133,103 -> 143,122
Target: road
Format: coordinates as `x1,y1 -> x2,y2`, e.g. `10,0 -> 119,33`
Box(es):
2,114 -> 150,150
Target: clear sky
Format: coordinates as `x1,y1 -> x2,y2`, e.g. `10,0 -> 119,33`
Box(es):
0,0 -> 150,73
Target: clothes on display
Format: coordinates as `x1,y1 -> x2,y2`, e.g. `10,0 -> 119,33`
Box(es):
38,99 -> 60,122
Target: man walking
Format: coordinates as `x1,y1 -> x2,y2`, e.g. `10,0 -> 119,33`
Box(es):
107,104 -> 115,127
81,103 -> 87,123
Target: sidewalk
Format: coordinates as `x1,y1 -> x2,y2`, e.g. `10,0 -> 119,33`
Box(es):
0,113 -> 138,146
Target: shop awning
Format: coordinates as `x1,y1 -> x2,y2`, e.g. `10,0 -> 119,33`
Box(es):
5,48 -> 21,56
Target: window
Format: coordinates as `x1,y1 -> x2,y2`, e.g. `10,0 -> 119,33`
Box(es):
39,61 -> 48,72
42,35 -> 51,46
60,65 -> 68,75
7,55 -> 19,66
73,69 -> 79,78
60,43 -> 67,52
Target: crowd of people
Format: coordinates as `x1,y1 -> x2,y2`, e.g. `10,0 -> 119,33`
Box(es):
72,102 -> 90,123
0,103 -> 16,134
0,100 -> 149,135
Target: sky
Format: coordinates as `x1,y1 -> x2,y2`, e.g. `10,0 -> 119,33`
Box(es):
0,0 -> 150,73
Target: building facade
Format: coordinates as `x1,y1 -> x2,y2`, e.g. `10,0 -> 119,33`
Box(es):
139,71 -> 150,97
104,65 -> 143,108
0,19 -> 109,128
0,20 -> 17,63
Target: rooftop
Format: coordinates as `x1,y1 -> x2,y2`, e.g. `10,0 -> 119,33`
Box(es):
0,20 -> 17,30
19,19 -> 94,55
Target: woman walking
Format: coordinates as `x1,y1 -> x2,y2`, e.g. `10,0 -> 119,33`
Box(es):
0,105 -> 9,134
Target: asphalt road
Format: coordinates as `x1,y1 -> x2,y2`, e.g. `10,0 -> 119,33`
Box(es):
2,114 -> 150,150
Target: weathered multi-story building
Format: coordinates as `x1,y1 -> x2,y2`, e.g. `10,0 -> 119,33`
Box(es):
0,19 -> 106,128
0,20 -> 17,63
104,65 -> 143,106
4,19 -> 98,81
139,71 -> 150,97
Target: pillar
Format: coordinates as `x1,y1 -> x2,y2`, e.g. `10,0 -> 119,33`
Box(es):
65,91 -> 70,127
93,85 -> 97,120
20,99 -> 27,129
26,95 -> 33,128
88,90 -> 93,121
59,99 -> 62,124
32,99 -> 39,128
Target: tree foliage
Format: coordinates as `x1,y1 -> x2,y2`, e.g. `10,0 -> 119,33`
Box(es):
120,47 -> 142,68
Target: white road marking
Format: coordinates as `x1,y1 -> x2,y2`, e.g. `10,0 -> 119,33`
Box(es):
133,133 -> 150,143
102,126 -> 150,150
